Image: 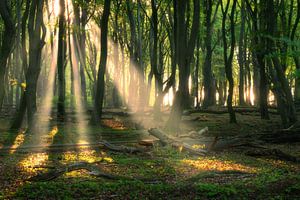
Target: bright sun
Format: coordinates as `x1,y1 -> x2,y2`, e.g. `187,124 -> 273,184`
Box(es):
53,0 -> 61,17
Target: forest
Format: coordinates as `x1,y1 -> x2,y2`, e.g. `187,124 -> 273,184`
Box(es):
0,0 -> 300,199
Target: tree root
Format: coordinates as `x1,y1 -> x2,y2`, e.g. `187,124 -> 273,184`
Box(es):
27,161 -> 161,183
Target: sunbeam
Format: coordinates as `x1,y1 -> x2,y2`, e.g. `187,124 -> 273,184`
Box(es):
70,34 -> 90,144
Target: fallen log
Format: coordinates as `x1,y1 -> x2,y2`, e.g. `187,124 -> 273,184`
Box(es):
98,140 -> 146,154
259,130 -> 300,144
28,161 -> 162,183
28,162 -> 132,182
182,107 -> 278,116
179,127 -> 209,139
245,148 -> 299,163
0,140 -> 147,154
148,128 -> 207,156
208,138 -> 299,163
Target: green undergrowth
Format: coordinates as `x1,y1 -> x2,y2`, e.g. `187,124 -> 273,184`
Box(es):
14,174 -> 300,200
8,148 -> 300,199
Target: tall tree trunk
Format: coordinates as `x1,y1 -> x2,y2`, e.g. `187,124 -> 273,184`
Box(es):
262,0 -> 297,127
93,0 -> 111,124
151,0 -> 163,119
79,2 -> 88,105
126,0 -> 138,110
258,56 -> 270,119
292,0 -> 300,104
238,0 -> 246,106
0,0 -> 16,111
193,37 -> 200,108
246,0 -> 270,119
57,0 -> 66,121
202,0 -> 216,108
10,0 -> 30,130
112,1 -> 121,108
166,0 -> 200,131
26,0 -> 46,130
221,0 -> 237,123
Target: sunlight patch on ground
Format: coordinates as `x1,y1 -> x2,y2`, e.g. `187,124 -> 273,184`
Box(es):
61,150 -> 110,163
179,157 -> 257,174
18,153 -> 49,173
257,158 -> 300,172
40,126 -> 58,144
101,119 -> 127,130
9,131 -> 25,154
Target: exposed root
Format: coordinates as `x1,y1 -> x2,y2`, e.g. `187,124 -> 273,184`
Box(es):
27,161 -> 161,183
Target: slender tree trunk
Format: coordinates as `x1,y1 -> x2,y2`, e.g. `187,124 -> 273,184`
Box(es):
112,1 -> 121,108
26,0 -> 46,130
93,0 -> 111,124
10,0 -> 30,130
221,0 -> 237,123
193,37 -> 200,108
151,0 -> 163,119
57,0 -> 66,121
294,60 -> 300,104
0,0 -> 16,111
79,3 -> 88,105
257,55 -> 270,119
203,0 -> 216,108
238,0 -> 246,106
292,0 -> 300,104
166,0 -> 200,131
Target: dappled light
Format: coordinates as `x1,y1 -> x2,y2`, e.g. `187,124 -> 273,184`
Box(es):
180,158 -> 257,173
9,131 -> 25,154
0,0 -> 299,199
19,153 -> 49,174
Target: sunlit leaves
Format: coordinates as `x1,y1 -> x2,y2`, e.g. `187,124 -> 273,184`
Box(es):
181,157 -> 257,173
20,83 -> 26,91
9,79 -> 26,91
9,79 -> 18,86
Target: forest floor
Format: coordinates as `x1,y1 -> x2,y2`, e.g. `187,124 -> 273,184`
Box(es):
0,107 -> 300,199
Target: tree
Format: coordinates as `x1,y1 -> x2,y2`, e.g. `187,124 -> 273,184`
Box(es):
93,0 -> 111,124
26,0 -> 46,130
0,0 -> 16,111
238,0 -> 246,106
202,0 -> 219,108
246,0 -> 270,120
264,0 -> 297,127
221,0 -> 237,123
10,0 -> 30,130
57,0 -> 67,121
166,0 -> 200,131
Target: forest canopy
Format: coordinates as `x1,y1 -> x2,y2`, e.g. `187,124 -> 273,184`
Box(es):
0,0 -> 299,131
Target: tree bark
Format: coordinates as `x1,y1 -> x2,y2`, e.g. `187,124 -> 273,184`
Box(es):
26,0 -> 46,130
0,0 -> 16,111
57,0 -> 67,122
93,0 -> 111,124
166,0 -> 200,131
10,0 -> 30,130
202,0 -> 216,108
238,0 -> 246,106
221,0 -> 237,123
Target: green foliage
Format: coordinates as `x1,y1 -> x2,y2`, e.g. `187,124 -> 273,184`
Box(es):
293,69 -> 300,78
195,183 -> 237,198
